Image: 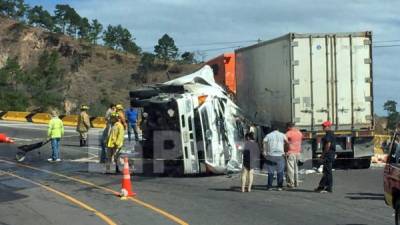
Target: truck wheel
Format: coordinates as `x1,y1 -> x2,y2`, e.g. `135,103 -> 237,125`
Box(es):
396,200 -> 400,225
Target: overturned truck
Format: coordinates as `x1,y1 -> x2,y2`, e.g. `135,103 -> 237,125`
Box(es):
130,66 -> 243,175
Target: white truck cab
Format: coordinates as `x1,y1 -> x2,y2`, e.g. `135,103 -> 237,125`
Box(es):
130,66 -> 243,175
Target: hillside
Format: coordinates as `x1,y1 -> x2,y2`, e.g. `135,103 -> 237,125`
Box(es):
0,17 -> 200,116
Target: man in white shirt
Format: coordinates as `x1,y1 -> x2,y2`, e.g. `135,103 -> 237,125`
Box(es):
263,126 -> 288,190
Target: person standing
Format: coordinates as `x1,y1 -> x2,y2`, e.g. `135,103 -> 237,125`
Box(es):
285,122 -> 303,188
314,121 -> 336,193
241,132 -> 260,192
77,105 -> 91,147
116,104 -> 128,130
263,126 -> 288,190
105,104 -> 116,124
48,111 -> 64,162
125,106 -> 139,142
100,104 -> 116,163
106,112 -> 125,173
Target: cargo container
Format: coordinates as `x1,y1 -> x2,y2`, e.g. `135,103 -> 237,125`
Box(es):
206,53 -> 236,94
235,32 -> 374,168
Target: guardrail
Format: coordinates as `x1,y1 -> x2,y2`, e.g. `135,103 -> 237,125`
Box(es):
91,117 -> 106,128
62,115 -> 79,127
1,111 -> 30,122
0,111 -> 106,128
31,113 -> 51,124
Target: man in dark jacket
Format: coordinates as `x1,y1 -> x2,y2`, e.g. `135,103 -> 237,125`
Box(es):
241,132 -> 260,192
315,121 -> 336,193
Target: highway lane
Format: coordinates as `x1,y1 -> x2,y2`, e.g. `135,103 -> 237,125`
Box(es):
0,121 -> 395,225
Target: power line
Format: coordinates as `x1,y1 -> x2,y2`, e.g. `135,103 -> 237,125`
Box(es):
141,39 -> 259,50
373,39 -> 400,43
373,44 -> 400,48
194,45 -> 242,52
178,40 -> 259,48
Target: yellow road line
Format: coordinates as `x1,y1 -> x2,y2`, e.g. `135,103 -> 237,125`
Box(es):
0,169 -> 117,225
0,159 -> 189,225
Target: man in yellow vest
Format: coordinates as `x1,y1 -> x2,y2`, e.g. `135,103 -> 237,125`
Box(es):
106,112 -> 125,173
77,105 -> 90,147
48,110 -> 64,162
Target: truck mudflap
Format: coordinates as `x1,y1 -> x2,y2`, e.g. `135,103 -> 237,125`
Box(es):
353,136 -> 374,158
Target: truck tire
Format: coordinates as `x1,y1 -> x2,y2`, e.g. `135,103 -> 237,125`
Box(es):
396,200 -> 400,225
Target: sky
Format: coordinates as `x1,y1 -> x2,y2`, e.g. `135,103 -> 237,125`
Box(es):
26,0 -> 400,115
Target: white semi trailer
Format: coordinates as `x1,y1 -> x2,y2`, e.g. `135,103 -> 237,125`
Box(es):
235,32 -> 374,168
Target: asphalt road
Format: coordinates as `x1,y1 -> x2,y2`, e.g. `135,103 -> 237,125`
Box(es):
0,121 -> 394,225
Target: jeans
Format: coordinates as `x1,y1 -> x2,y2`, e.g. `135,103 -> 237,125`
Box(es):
51,138 -> 61,160
318,152 -> 334,191
127,122 -> 139,142
266,155 -> 285,188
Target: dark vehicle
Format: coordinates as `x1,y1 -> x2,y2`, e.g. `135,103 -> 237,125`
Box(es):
384,132 -> 400,224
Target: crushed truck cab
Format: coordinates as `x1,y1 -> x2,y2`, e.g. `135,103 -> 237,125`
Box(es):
130,66 -> 243,175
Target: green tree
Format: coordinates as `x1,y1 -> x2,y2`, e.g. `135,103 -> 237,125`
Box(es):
54,4 -> 80,36
138,52 -> 155,73
77,17 -> 90,40
28,51 -> 64,108
0,57 -> 25,90
384,100 -> 400,131
27,5 -> 54,30
88,19 -> 103,44
118,26 -> 140,54
154,34 -> 178,64
0,0 -> 28,20
103,24 -> 140,54
181,51 -> 195,64
0,57 -> 29,111
103,24 -> 118,48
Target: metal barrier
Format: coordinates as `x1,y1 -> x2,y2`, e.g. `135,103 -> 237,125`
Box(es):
91,117 -> 106,128
31,113 -> 51,124
1,111 -> 30,122
61,115 -> 79,127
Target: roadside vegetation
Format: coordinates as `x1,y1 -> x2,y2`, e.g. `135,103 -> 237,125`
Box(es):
0,0 -> 198,114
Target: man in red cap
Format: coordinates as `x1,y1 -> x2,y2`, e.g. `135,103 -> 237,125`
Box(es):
315,120 -> 336,193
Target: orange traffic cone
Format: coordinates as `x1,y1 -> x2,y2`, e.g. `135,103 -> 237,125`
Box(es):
120,156 -> 136,199
0,133 -> 14,143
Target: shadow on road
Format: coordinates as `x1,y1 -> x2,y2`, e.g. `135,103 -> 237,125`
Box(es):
336,224 -> 367,225
285,188 -> 315,193
346,192 -> 384,200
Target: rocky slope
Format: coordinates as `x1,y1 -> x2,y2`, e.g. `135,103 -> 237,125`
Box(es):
0,17 -> 200,115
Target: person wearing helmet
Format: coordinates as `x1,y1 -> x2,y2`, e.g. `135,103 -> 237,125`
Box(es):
106,112 -> 125,173
116,104 -> 128,130
77,105 -> 91,147
314,121 -> 336,193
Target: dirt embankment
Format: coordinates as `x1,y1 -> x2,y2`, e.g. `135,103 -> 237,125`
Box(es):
0,17 -> 200,115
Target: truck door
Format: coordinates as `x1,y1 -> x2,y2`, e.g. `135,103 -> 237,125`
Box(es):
176,97 -> 199,174
292,34 -> 372,130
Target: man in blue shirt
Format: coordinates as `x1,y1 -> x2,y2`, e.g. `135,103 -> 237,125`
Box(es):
125,106 -> 139,142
